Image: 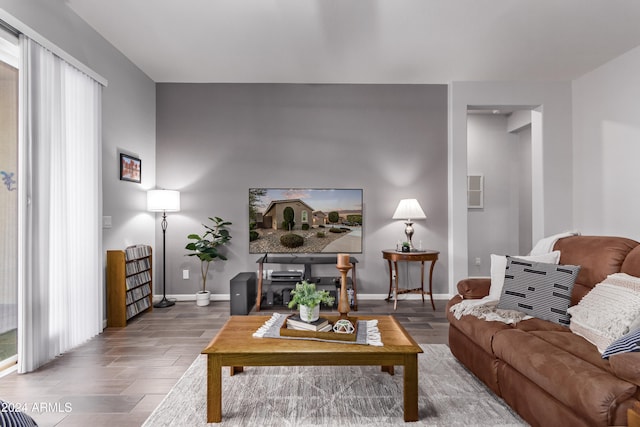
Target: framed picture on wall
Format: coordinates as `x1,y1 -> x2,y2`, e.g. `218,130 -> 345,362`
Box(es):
120,153 -> 141,183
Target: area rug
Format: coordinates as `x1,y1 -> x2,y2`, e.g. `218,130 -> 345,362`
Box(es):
142,345 -> 527,426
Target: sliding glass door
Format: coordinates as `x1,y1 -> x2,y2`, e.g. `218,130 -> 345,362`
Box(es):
0,30 -> 19,370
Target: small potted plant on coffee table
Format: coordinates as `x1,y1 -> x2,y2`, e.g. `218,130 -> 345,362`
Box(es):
288,280 -> 335,322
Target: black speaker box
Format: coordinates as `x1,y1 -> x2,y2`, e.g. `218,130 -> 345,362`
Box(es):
265,289 -> 274,306
230,272 -> 257,315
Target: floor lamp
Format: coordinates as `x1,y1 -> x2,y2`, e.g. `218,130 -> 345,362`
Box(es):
147,189 -> 181,308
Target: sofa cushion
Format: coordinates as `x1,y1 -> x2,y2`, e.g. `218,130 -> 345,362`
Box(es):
621,245 -> 640,277
446,307 -> 512,355
568,274 -> 640,353
489,251 -> 561,300
497,256 -> 580,326
493,328 -> 638,426
528,330 -> 616,376
609,351 -> 640,387
513,317 -> 569,333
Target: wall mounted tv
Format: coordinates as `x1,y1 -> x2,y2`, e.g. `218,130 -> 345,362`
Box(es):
249,188 -> 363,254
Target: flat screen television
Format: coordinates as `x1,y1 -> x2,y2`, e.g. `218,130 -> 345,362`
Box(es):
249,188 -> 363,254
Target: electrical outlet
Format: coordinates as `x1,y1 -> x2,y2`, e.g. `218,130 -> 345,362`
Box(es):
182,269 -> 189,280
475,257 -> 481,266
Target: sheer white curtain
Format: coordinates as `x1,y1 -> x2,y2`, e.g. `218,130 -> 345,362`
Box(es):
18,36 -> 103,373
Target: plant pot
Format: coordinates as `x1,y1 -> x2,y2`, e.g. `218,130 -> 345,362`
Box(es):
299,304 -> 320,322
196,290 -> 211,306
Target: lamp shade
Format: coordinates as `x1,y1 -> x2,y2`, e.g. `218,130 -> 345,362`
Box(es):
392,198 -> 426,221
147,189 -> 181,212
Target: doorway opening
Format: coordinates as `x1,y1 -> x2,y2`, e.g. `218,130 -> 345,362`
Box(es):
466,106 -> 542,277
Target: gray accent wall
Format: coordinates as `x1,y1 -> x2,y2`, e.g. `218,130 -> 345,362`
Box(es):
156,83 -> 448,298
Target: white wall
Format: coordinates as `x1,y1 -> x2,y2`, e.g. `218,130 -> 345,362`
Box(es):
449,81 -> 573,292
507,110 -> 534,254
516,126 -> 532,254
0,1 -> 157,322
572,45 -> 640,241
0,0 -> 157,255
466,113 -> 533,275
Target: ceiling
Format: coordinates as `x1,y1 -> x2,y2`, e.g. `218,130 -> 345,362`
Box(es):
66,0 -> 640,84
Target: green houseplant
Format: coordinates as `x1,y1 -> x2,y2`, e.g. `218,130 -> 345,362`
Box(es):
287,280 -> 335,322
185,216 -> 232,306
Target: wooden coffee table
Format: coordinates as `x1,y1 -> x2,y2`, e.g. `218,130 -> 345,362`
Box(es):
202,315 -> 423,423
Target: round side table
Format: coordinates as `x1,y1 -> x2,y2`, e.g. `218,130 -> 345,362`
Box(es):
382,249 -> 439,310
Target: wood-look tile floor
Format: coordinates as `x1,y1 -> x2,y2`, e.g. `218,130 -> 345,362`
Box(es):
0,299 -> 449,427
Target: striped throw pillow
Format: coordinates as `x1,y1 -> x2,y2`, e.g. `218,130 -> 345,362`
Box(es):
602,328 -> 640,359
0,400 -> 38,426
497,256 -> 580,326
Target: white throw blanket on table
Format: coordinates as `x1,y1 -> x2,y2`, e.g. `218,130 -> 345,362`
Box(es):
253,312 -> 383,346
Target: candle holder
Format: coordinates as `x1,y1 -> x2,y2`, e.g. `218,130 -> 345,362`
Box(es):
336,263 -> 352,319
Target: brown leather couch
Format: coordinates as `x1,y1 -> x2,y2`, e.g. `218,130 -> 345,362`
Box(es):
446,235 -> 640,427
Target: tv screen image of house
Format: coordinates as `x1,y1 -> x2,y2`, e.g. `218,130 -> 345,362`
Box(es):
249,188 -> 363,254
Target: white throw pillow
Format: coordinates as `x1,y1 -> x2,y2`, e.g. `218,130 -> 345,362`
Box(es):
567,274 -> 640,353
489,251 -> 561,300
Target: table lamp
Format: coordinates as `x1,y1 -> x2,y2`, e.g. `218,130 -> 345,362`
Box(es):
392,198 -> 426,251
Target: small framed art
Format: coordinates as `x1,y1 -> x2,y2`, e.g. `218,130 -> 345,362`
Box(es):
120,153 -> 141,183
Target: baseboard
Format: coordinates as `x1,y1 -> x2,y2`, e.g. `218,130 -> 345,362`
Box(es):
357,293 -> 452,300
154,293 -> 453,302
0,356 -> 17,377
153,293 -> 230,302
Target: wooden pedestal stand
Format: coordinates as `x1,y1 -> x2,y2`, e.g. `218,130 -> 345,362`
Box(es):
336,263 -> 352,319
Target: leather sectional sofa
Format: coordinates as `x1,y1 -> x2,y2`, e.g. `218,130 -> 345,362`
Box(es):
446,235 -> 640,426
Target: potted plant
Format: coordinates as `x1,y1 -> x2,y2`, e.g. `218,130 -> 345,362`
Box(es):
185,216 -> 232,306
287,280 -> 335,322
